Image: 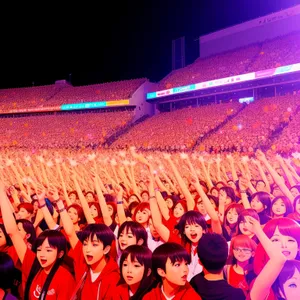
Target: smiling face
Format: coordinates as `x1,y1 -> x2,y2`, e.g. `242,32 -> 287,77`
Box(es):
83,235 -> 106,267
17,208 -> 32,220
239,220 -> 253,236
159,258 -> 189,286
233,247 -> 253,263
36,238 -> 59,273
282,268 -> 300,299
122,254 -> 145,287
118,228 -> 138,251
272,199 -> 286,217
184,222 -> 204,245
270,227 -> 299,260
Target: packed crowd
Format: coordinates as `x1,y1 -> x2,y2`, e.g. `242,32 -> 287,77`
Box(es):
1,147 -> 300,299
0,110 -> 134,149
0,78 -> 147,111
111,102 -> 242,150
200,94 -> 300,153
157,31 -> 300,91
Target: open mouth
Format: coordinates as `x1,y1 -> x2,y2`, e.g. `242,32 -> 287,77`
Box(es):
40,259 -> 47,265
190,233 -> 197,239
120,243 -> 127,248
282,251 -> 291,257
181,275 -> 187,281
126,276 -> 133,281
86,255 -> 93,262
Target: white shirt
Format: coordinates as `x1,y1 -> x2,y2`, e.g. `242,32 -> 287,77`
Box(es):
188,246 -> 203,282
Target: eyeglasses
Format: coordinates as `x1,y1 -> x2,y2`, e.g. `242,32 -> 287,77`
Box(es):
233,248 -> 252,254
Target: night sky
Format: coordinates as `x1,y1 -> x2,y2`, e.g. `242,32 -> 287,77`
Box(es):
0,0 -> 299,89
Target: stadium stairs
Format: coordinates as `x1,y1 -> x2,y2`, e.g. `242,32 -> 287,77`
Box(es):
103,114 -> 150,147
192,103 -> 247,151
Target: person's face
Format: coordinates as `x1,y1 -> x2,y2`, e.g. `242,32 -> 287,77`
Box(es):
250,196 -> 264,213
0,227 -> 7,247
69,193 -> 77,202
129,196 -> 139,205
17,208 -> 31,220
184,222 -> 204,244
160,258 -> 188,286
135,209 -> 150,225
272,199 -> 286,217
68,207 -> 80,224
17,222 -> 29,241
256,181 -> 266,192
122,254 -> 145,287
228,181 -> 236,190
273,186 -> 284,197
83,235 -> 107,267
118,229 -> 138,251
107,204 -> 114,217
226,208 -> 238,225
36,238 -> 59,273
233,246 -> 254,263
196,199 -> 207,216
141,193 -> 149,202
239,219 -> 254,236
165,198 -> 173,209
173,203 -> 185,218
220,190 -> 232,207
290,188 -> 300,198
86,193 -> 94,202
89,205 -> 99,219
270,227 -> 299,260
282,268 -> 300,300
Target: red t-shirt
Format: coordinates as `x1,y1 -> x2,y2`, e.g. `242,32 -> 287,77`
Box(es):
143,283 -> 202,300
112,284 -> 130,300
70,240 -> 120,299
228,265 -> 249,295
22,248 -> 75,300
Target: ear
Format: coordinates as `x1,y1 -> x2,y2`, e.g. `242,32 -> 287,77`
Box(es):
137,238 -> 144,246
103,245 -> 111,255
58,250 -> 64,259
147,268 -> 152,277
157,268 -> 166,278
25,233 -> 31,240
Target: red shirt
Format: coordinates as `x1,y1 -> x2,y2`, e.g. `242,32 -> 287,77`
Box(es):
112,284 -> 130,300
143,283 -> 202,300
70,240 -> 120,299
22,248 -> 75,300
228,265 -> 249,295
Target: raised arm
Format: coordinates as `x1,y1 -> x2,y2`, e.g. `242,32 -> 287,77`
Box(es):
252,159 -> 271,193
0,181 -> 27,263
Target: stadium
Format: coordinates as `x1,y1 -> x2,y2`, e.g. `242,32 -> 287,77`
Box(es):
0,3 -> 300,300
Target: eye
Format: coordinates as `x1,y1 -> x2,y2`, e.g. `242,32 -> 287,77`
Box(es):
174,263 -> 180,267
93,243 -> 98,247
288,239 -> 296,243
134,264 -> 141,268
271,238 -> 279,242
288,283 -> 297,288
123,263 -> 128,267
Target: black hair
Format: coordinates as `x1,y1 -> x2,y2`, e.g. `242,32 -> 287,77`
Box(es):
118,221 -> 148,248
0,223 -> 12,247
176,211 -> 207,246
220,186 -> 237,203
24,230 -> 69,300
0,252 -> 20,290
119,245 -> 153,300
16,219 -> 36,246
197,233 -> 228,274
152,242 -> 190,282
78,223 -> 115,249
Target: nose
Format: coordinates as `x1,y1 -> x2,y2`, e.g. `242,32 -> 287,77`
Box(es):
281,240 -> 287,248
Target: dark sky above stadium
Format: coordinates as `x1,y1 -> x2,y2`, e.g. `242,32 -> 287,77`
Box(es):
0,0 -> 299,89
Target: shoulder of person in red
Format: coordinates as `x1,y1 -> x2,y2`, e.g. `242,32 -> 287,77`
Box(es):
143,282 -> 202,300
113,283 -> 130,300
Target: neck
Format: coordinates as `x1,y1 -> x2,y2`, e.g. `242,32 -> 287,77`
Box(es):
129,282 -> 140,295
236,260 -> 249,269
274,214 -> 284,218
162,279 -> 181,298
73,223 -> 80,231
203,269 -> 224,281
91,255 -> 107,273
192,242 -> 198,247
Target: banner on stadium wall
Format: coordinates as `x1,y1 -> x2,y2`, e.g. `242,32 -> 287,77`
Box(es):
0,99 -> 130,115
146,62 -> 300,100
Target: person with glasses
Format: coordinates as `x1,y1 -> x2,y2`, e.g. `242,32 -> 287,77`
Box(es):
225,235 -> 257,296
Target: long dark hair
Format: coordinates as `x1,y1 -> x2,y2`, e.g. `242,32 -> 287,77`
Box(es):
24,230 -> 68,300
16,219 -> 36,246
119,245 -> 153,300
